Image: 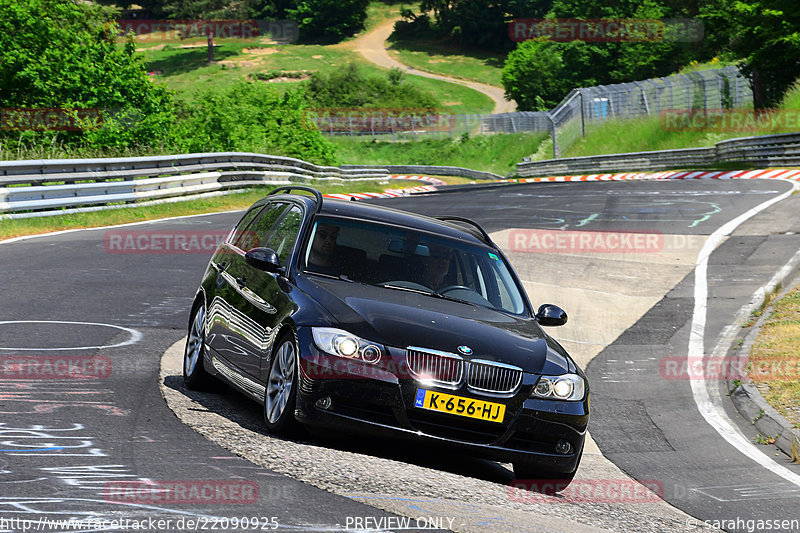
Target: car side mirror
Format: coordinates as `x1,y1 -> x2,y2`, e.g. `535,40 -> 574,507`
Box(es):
536,304 -> 568,327
245,247 -> 284,274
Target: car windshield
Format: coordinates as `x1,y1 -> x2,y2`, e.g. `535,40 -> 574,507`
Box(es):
303,217 -> 527,315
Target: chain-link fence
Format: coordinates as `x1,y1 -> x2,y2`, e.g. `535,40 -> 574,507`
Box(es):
546,65 -> 752,156
311,66 -> 753,158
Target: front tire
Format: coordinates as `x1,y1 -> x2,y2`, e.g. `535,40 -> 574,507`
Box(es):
183,303 -> 215,390
263,332 -> 300,435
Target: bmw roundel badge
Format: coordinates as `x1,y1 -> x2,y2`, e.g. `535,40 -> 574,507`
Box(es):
458,345 -> 473,355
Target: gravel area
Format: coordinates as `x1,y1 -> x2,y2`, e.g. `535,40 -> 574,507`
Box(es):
161,340 -> 712,533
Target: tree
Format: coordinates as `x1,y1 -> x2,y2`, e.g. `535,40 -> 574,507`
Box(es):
0,0 -> 175,148
701,0 -> 800,107
501,0 -> 713,109
174,81 -> 338,164
502,40 -> 600,109
287,0 -> 370,43
415,0 -> 555,50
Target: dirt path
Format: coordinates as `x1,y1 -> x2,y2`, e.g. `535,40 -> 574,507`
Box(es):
342,19 -> 517,114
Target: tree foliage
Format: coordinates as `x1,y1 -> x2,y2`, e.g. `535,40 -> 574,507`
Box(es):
175,81 -> 338,163
287,0 -> 371,43
0,0 -> 339,163
0,0 -> 175,148
501,0 -> 720,109
305,63 -> 438,109
398,1 -> 552,50
700,0 -> 800,107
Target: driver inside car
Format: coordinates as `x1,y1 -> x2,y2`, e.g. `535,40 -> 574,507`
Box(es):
418,243 -> 454,291
307,224 -> 340,276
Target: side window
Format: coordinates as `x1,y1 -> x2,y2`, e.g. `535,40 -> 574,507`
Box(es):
234,203 -> 288,252
267,206 -> 303,264
229,206 -> 263,249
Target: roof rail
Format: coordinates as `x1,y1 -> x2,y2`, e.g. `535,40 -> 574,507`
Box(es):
268,186 -> 323,213
435,216 -> 492,245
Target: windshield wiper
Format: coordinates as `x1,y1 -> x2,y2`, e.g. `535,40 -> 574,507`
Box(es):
430,291 -> 472,305
379,283 -> 471,304
379,283 -> 433,295
307,271 -> 354,282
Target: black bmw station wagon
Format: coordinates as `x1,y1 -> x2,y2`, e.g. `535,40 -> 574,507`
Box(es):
184,186 -> 589,482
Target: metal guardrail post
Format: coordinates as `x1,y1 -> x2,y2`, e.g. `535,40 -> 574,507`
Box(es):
549,113 -> 558,159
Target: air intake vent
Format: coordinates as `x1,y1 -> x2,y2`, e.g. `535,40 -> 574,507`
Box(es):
467,360 -> 522,395
405,347 -> 464,388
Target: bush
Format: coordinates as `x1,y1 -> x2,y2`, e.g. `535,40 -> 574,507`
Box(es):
174,81 -> 338,165
0,0 -> 175,150
305,63 -> 438,110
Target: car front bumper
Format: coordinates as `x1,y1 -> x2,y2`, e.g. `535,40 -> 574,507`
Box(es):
295,331 -> 589,474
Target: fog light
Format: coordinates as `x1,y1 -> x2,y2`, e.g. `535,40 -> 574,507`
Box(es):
555,440 -> 572,454
315,396 -> 332,410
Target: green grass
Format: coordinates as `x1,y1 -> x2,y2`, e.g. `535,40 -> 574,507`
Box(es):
140,41 -> 357,98
138,38 -> 493,113
330,132 -> 548,175
560,116 -> 727,158
749,286 -> 800,427
361,2 -> 404,32
558,78 -> 800,159
129,0 -> 494,114
782,81 -> 800,110
678,57 -> 738,74
399,75 -> 494,114
387,37 -> 505,88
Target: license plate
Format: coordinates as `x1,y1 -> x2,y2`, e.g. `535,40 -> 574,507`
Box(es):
414,389 -> 505,423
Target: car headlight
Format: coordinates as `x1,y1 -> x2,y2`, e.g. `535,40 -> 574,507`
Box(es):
311,327 -> 384,364
531,374 -> 585,401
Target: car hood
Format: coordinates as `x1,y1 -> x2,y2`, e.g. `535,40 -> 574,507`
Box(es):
300,277 -> 571,375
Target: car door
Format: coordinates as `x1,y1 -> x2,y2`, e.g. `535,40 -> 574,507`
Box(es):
205,203 -> 265,366
219,202 -> 303,379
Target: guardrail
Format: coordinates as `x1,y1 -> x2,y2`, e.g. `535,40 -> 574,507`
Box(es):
517,132 -> 800,177
0,152 -> 395,218
0,152 -> 503,218
342,165 -> 503,181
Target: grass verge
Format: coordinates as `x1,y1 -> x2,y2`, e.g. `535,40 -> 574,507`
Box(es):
331,132 -> 549,176
387,37 -> 505,88
748,284 -> 800,428
558,79 -> 800,159
139,40 -> 493,114
0,180 -> 448,241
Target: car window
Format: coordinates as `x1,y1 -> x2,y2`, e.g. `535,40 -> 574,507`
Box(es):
266,205 -> 303,264
228,205 -> 263,248
303,217 -> 528,315
233,203 -> 289,252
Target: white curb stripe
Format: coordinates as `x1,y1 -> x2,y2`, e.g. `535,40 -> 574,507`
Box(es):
689,178 -> 800,487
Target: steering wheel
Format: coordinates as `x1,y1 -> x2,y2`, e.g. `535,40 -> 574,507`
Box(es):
438,285 -> 474,294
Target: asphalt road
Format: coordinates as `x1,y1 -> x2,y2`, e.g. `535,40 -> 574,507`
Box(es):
368,180 -> 800,532
1,178 -> 798,532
